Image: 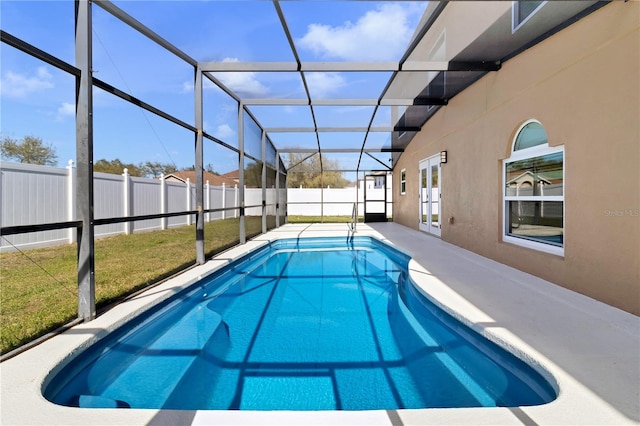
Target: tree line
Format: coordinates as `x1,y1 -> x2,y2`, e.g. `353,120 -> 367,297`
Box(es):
0,135 -> 207,178
286,153 -> 350,188
1,135 -> 351,188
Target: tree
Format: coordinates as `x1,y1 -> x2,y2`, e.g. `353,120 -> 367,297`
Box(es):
94,159 -> 178,177
286,153 -> 350,188
181,163 -> 219,175
244,161 -> 262,188
205,163 -> 219,174
142,161 -> 177,178
1,135 -> 58,166
94,158 -> 146,177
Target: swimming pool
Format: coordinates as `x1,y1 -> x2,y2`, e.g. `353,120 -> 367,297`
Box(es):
43,236 -> 557,410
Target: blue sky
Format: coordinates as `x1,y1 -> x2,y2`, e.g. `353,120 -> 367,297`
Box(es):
1,1 -> 426,174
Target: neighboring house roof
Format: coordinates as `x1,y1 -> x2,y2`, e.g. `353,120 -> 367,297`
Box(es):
222,170 -> 239,182
506,171 -> 553,186
164,171 -> 237,187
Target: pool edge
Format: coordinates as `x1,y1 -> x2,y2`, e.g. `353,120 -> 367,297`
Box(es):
1,223 -> 637,425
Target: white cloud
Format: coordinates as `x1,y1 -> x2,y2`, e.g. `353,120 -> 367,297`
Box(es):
181,80 -> 194,93
215,124 -> 235,140
213,58 -> 269,98
305,72 -> 347,98
297,4 -> 422,61
0,66 -> 54,98
181,59 -> 267,98
181,78 -> 217,93
56,102 -> 75,121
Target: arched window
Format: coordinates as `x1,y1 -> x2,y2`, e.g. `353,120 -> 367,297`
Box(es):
503,120 -> 564,255
513,121 -> 548,151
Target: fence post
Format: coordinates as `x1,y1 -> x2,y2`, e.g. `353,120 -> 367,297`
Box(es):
186,178 -> 192,226
221,182 -> 226,220
205,180 -> 210,223
234,184 -> 238,218
67,160 -> 76,243
275,169 -> 280,228
123,168 -> 132,235
160,173 -> 167,230
261,130 -> 267,234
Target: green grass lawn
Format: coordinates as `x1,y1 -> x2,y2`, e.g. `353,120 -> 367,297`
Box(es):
0,214 -> 370,355
0,217 -> 262,355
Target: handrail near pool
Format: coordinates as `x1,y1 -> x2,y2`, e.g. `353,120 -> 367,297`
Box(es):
349,202 -> 357,232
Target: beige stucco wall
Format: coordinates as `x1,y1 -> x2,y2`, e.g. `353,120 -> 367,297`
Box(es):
394,1 -> 639,315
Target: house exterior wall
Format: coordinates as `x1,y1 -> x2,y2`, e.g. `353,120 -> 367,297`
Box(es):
393,1 -> 639,315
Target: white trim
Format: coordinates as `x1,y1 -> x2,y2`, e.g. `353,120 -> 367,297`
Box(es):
504,196 -> 563,202
418,155 -> 441,237
503,234 -> 564,256
508,143 -> 563,162
511,119 -> 544,153
400,168 -> 406,195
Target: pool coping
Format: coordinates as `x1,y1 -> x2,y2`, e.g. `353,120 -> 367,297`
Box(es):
1,223 -> 638,425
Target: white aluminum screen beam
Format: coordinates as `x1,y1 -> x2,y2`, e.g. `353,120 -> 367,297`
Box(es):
279,148 -> 399,153
265,126 -> 392,133
200,61 -> 298,72
198,61 -> 457,72
288,169 -> 383,173
304,62 -> 397,72
243,98 -> 417,106
400,61 -> 450,71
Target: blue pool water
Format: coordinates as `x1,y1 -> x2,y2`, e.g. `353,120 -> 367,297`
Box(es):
44,237 -> 557,410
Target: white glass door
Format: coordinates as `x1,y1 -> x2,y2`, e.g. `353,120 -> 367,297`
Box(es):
419,155 -> 441,236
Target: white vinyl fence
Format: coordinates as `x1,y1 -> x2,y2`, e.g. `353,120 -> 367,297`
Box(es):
0,161 -> 265,252
1,162 -> 391,252
287,187 -> 392,217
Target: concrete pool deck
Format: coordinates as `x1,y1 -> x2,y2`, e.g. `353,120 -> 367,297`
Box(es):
1,222 -> 638,425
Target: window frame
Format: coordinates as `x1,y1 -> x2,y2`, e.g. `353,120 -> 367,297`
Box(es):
502,120 -> 564,256
400,169 -> 406,195
512,1 -> 547,33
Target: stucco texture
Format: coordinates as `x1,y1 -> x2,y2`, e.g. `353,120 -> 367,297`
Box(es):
393,1 -> 639,315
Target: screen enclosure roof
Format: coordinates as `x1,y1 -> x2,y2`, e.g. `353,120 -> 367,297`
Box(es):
93,0 -> 601,173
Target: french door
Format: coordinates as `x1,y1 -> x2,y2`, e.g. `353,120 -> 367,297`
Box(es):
419,155 -> 441,236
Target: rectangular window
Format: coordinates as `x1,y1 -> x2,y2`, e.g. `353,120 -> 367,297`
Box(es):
504,149 -> 563,255
400,169 -> 406,195
513,1 -> 545,32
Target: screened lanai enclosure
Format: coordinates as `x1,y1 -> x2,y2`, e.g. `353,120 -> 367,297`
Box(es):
1,0 -> 607,341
